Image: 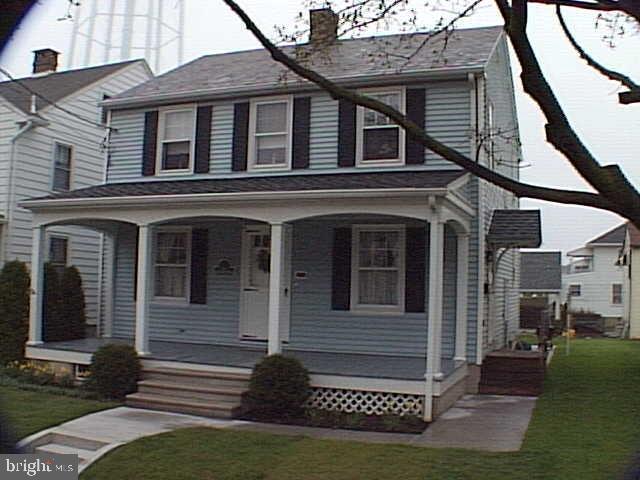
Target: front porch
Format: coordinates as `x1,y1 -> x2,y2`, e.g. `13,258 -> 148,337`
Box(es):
26,337 -> 462,381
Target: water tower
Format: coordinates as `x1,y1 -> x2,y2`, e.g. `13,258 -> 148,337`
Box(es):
65,0 -> 185,72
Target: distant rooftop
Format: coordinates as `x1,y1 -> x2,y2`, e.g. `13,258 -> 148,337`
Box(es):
109,26 -> 503,106
587,223 -> 627,246
0,59 -> 144,115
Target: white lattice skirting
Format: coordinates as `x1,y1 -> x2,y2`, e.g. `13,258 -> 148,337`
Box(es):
306,387 -> 424,417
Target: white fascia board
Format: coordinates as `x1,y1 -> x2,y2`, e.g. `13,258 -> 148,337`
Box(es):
21,187 -> 449,211
103,66 -> 485,110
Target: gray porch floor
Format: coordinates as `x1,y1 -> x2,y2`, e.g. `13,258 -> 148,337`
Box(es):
34,338 -> 458,380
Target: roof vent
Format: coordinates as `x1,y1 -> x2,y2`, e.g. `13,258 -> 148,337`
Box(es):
32,48 -> 59,75
309,8 -> 339,46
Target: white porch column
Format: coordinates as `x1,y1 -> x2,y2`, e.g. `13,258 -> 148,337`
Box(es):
27,225 -> 46,346
268,222 -> 285,355
424,218 -> 444,421
454,233 -> 470,362
135,224 -> 152,355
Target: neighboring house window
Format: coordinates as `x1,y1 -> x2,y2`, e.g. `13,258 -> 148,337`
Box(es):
48,236 -> 68,275
154,229 -> 190,299
53,143 -> 72,191
249,98 -> 292,170
351,226 -> 405,312
568,284 -> 581,297
357,90 -> 405,165
612,283 -> 623,304
157,107 -> 195,173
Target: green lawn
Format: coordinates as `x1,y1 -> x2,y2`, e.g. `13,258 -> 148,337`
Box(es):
1,386 -> 117,440
79,339 -> 640,480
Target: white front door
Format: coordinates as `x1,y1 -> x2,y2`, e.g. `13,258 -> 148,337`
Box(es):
240,226 -> 271,339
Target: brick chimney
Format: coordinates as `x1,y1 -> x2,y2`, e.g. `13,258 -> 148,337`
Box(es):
309,8 -> 339,46
32,48 -> 59,75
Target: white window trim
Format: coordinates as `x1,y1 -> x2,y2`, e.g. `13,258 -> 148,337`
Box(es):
46,233 -> 70,268
155,105 -> 197,175
612,283 -> 623,305
350,224 -> 406,314
568,284 -> 582,297
151,226 -> 192,303
247,95 -> 293,172
355,87 -> 406,167
51,142 -> 74,192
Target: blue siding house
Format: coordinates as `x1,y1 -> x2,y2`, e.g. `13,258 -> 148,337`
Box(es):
22,10 -> 538,421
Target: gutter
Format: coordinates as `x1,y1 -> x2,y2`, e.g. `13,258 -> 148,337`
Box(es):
21,187 -> 451,211
102,65 -> 485,110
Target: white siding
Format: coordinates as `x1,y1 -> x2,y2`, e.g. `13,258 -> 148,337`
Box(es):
5,61 -> 151,326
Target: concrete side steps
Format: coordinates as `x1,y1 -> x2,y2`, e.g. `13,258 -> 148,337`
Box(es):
127,366 -> 250,418
126,392 -> 240,418
35,443 -> 94,464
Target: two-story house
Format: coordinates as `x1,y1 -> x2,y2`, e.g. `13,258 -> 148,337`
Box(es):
0,50 -> 152,331
562,223 -> 626,330
21,11 -> 537,421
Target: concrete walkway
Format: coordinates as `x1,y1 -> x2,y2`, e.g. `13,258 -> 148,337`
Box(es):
19,394 -> 536,472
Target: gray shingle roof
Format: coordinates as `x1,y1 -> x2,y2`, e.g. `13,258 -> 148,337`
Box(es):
587,223 -> 626,245
112,26 -> 503,104
520,252 -> 561,291
0,60 -> 143,115
487,210 -> 542,248
25,170 -> 466,202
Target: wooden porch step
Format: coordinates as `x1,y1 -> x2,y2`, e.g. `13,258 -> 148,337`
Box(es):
137,380 -> 245,403
142,367 -> 250,389
126,392 -> 240,419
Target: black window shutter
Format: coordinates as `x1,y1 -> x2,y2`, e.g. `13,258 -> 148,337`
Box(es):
133,229 -> 139,301
190,229 -> 209,304
405,88 -> 426,165
142,110 -> 158,176
405,227 -> 426,313
337,99 -> 356,167
194,105 -> 212,173
332,228 -> 352,310
292,97 -> 311,169
232,102 -> 249,171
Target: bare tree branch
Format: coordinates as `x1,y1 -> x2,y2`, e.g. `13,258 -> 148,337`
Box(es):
556,5 -> 640,91
220,0 -> 629,217
528,0 -> 640,22
495,0 -> 640,225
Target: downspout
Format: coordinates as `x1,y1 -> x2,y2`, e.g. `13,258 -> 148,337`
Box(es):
6,115 -> 38,263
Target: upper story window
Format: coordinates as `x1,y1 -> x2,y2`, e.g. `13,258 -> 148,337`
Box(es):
568,284 -> 581,297
249,98 -> 292,170
351,225 -> 405,313
612,283 -> 622,304
357,90 -> 405,166
157,107 -> 195,173
100,94 -> 111,125
53,142 -> 72,191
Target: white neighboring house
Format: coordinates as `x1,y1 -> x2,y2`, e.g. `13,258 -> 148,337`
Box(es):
562,223 -> 626,322
0,49 -> 152,332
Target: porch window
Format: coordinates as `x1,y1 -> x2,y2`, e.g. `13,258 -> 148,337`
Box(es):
249,98 -> 291,170
157,107 -> 195,172
154,229 -> 190,299
53,143 -> 72,191
612,283 -> 622,304
357,90 -> 404,165
351,226 -> 405,311
48,236 -> 68,275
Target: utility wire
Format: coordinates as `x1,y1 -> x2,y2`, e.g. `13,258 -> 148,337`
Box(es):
0,66 -> 115,131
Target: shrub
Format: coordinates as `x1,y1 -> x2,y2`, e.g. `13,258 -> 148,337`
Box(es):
60,266 -> 87,340
87,344 -> 141,400
243,354 -> 310,420
0,261 -> 30,365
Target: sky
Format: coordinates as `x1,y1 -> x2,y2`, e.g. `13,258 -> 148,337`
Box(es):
1,0 -> 638,259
